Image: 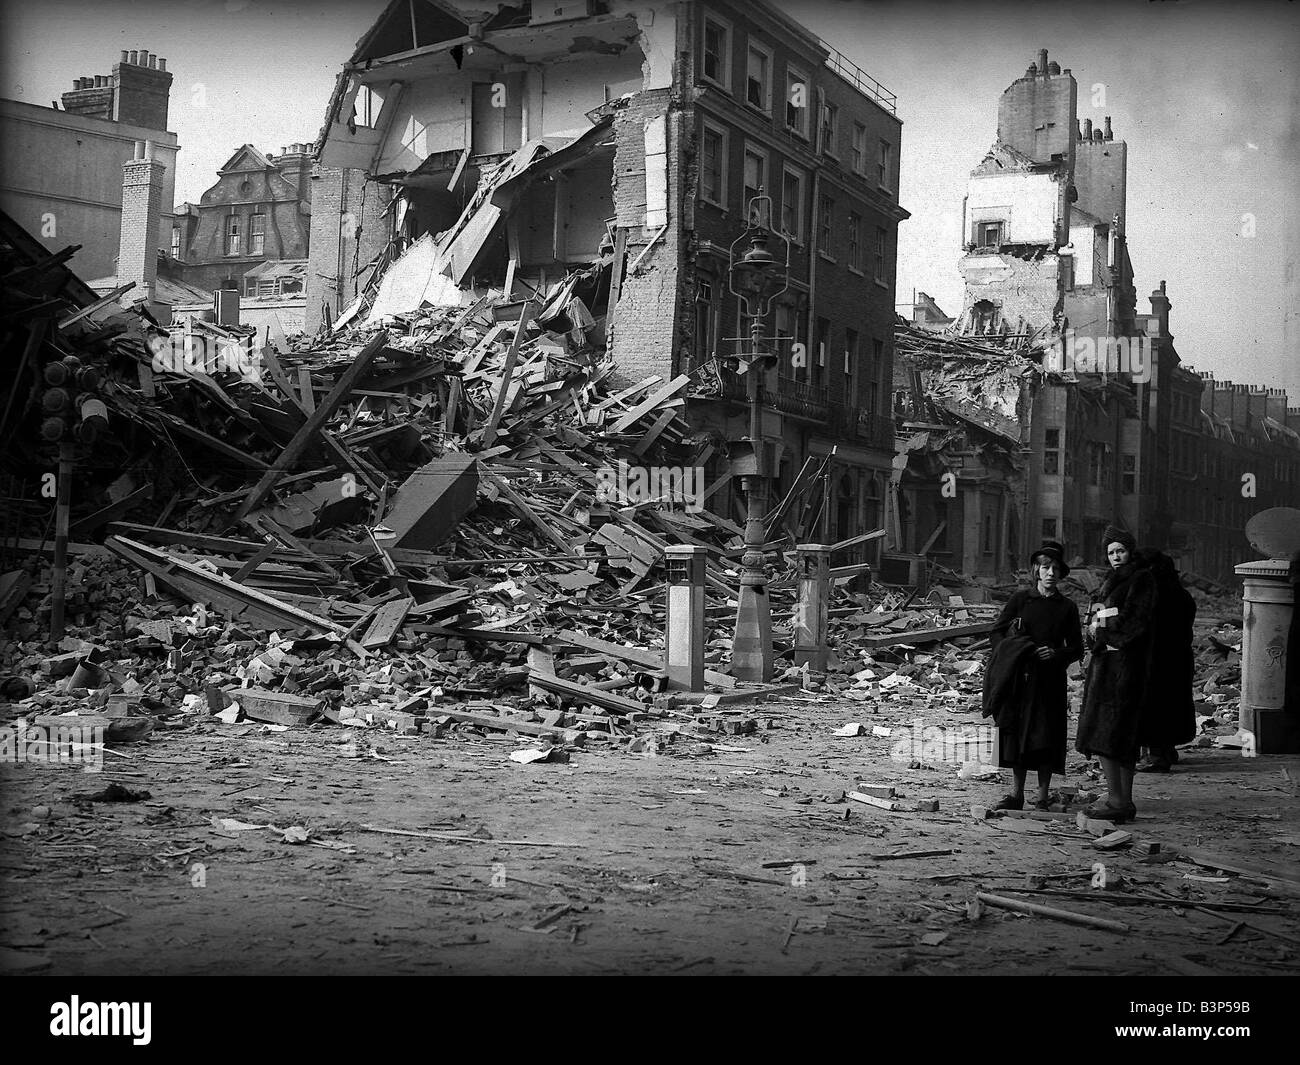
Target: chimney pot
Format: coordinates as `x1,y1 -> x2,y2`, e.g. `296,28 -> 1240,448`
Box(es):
158,57 -> 166,71
1038,49 -> 1048,76
1083,118 -> 1093,138
1104,116 -> 1113,140
140,50 -> 150,67
1048,61 -> 1061,75
129,50 -> 139,64
148,55 -> 157,69
120,50 -> 129,63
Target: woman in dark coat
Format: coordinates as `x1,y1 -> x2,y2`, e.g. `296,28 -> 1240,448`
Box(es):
1076,525 -> 1157,823
982,541 -> 1084,810
1136,548 -> 1197,772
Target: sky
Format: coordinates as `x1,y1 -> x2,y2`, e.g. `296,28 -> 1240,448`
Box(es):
2,0 -> 1297,399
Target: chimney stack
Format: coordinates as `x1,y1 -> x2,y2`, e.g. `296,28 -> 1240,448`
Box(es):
117,139 -> 166,309
1038,48 -> 1048,77
1083,118 -> 1093,139
1104,116 -> 1113,140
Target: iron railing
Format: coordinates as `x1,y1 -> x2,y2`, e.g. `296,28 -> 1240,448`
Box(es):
821,43 -> 897,116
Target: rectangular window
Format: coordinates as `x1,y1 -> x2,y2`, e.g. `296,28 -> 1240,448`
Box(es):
250,213 -> 266,256
702,18 -> 730,88
746,42 -> 771,111
781,166 -> 804,242
1122,453 -> 1136,495
821,101 -> 838,155
817,194 -> 834,257
171,226 -> 181,259
700,123 -> 727,206
1044,427 -> 1061,475
873,226 -> 887,281
844,327 -> 858,377
850,122 -> 866,173
225,214 -> 241,256
975,220 -> 1004,248
743,145 -> 767,217
878,139 -> 891,186
847,212 -> 862,271
785,66 -> 809,137
694,279 -> 716,366
982,513 -> 994,554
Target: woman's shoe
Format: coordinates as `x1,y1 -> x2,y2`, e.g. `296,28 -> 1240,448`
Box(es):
993,794 -> 1024,811
1084,800 -> 1136,824
1032,799 -> 1052,812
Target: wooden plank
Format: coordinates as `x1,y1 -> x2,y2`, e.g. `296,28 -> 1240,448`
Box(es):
831,529 -> 887,552
434,708 -> 562,738
527,670 -> 649,716
259,340 -> 299,403
232,541 -> 278,583
483,304 -> 534,447
233,329 -> 390,522
557,629 -> 736,689
104,536 -> 348,636
630,408 -> 677,457
974,892 -> 1129,934
484,472 -> 572,553
297,367 -> 316,413
162,416 -> 271,471
607,374 -> 690,433
860,620 -> 996,648
604,225 -> 627,350
360,595 -> 414,649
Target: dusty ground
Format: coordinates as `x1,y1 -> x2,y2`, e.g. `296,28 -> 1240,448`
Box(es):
3,687 -> 1299,979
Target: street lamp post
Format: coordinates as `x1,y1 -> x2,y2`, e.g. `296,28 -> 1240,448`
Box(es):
726,193 -> 789,682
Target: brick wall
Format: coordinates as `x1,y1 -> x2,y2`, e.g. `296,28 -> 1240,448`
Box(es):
608,89 -> 684,387
304,164 -> 392,333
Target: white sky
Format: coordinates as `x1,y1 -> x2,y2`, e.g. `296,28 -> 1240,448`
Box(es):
2,0 -> 1297,400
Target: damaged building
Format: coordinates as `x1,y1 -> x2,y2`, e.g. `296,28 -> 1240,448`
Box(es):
306,0 -> 907,554
901,49 -> 1299,585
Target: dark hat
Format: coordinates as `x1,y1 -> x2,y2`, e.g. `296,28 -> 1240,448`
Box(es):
1030,540 -> 1070,576
1102,524 -> 1137,553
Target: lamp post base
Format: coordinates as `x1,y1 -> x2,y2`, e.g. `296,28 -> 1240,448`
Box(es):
732,577 -> 773,682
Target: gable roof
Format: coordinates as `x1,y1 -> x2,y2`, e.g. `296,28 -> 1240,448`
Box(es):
217,144 -> 274,175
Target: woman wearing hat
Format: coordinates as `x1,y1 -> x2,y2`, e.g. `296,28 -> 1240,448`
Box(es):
1075,525 -> 1158,823
981,541 -> 1084,810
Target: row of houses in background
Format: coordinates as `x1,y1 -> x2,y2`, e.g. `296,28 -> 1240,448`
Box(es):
0,49 -> 312,339
1,3 -> 1294,588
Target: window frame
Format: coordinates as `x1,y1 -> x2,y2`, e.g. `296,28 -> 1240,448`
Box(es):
784,63 -> 810,139
249,213 -> 267,257
975,219 -> 1005,249
821,100 -> 839,157
742,142 -> 768,218
224,213 -> 241,257
780,163 -> 805,243
843,326 -> 858,378
873,225 -> 888,282
699,119 -> 729,209
745,39 -> 773,114
701,15 -> 732,92
850,122 -> 866,174
877,138 -> 892,188
817,193 -> 835,259
847,211 -> 863,273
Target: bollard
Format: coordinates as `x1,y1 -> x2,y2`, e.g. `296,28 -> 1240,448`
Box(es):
1234,558 -> 1300,753
664,545 -> 707,691
793,543 -> 832,671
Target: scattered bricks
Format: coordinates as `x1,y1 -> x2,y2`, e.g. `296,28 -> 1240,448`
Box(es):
971,804 -> 994,820
1024,874 -> 1047,889
910,799 -> 940,812
1076,811 -> 1118,837
1135,840 -> 1162,856
235,687 -> 326,727
856,785 -> 897,799
1091,830 -> 1133,851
